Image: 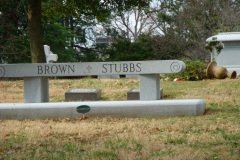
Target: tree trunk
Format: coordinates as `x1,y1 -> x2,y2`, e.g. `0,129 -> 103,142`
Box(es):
28,0 -> 45,63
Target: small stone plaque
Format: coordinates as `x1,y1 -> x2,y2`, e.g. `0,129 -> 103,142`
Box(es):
127,88 -> 163,100
76,105 -> 91,114
65,89 -> 101,101
97,75 -> 120,79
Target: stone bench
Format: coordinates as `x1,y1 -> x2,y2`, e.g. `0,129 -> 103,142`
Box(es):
0,60 -> 185,102
0,60 -> 208,119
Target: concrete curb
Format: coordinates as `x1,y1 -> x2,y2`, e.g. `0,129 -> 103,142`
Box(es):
0,99 -> 206,119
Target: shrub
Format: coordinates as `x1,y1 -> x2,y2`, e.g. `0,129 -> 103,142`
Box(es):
165,59 -> 207,81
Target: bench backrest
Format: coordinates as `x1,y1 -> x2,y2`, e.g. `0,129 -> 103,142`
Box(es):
0,60 -> 185,78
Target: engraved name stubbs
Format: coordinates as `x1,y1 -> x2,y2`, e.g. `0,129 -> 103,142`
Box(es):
102,63 -> 142,73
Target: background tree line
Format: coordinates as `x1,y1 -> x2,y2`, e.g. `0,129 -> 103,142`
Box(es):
1,0 -> 240,64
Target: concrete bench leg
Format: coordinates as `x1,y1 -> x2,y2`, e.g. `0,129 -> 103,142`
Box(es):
139,74 -> 160,100
24,77 -> 49,103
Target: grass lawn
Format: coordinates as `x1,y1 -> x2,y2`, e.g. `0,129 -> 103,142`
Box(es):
0,78 -> 240,160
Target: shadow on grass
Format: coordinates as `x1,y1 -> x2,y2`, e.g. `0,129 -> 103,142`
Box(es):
204,103 -> 240,115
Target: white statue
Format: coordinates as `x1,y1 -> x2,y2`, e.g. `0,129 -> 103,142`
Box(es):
43,45 -> 58,63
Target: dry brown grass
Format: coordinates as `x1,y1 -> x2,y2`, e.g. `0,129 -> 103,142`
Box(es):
0,78 -> 240,159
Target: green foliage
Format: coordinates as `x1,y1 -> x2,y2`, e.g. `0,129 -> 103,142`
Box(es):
43,22 -> 76,62
99,34 -> 184,61
2,0 -> 240,63
0,0 -> 150,63
166,59 -> 207,81
156,0 -> 240,60
75,48 -> 101,62
183,59 -> 207,80
101,37 -> 153,61
0,0 -> 30,63
205,41 -> 224,53
41,0 -> 151,62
